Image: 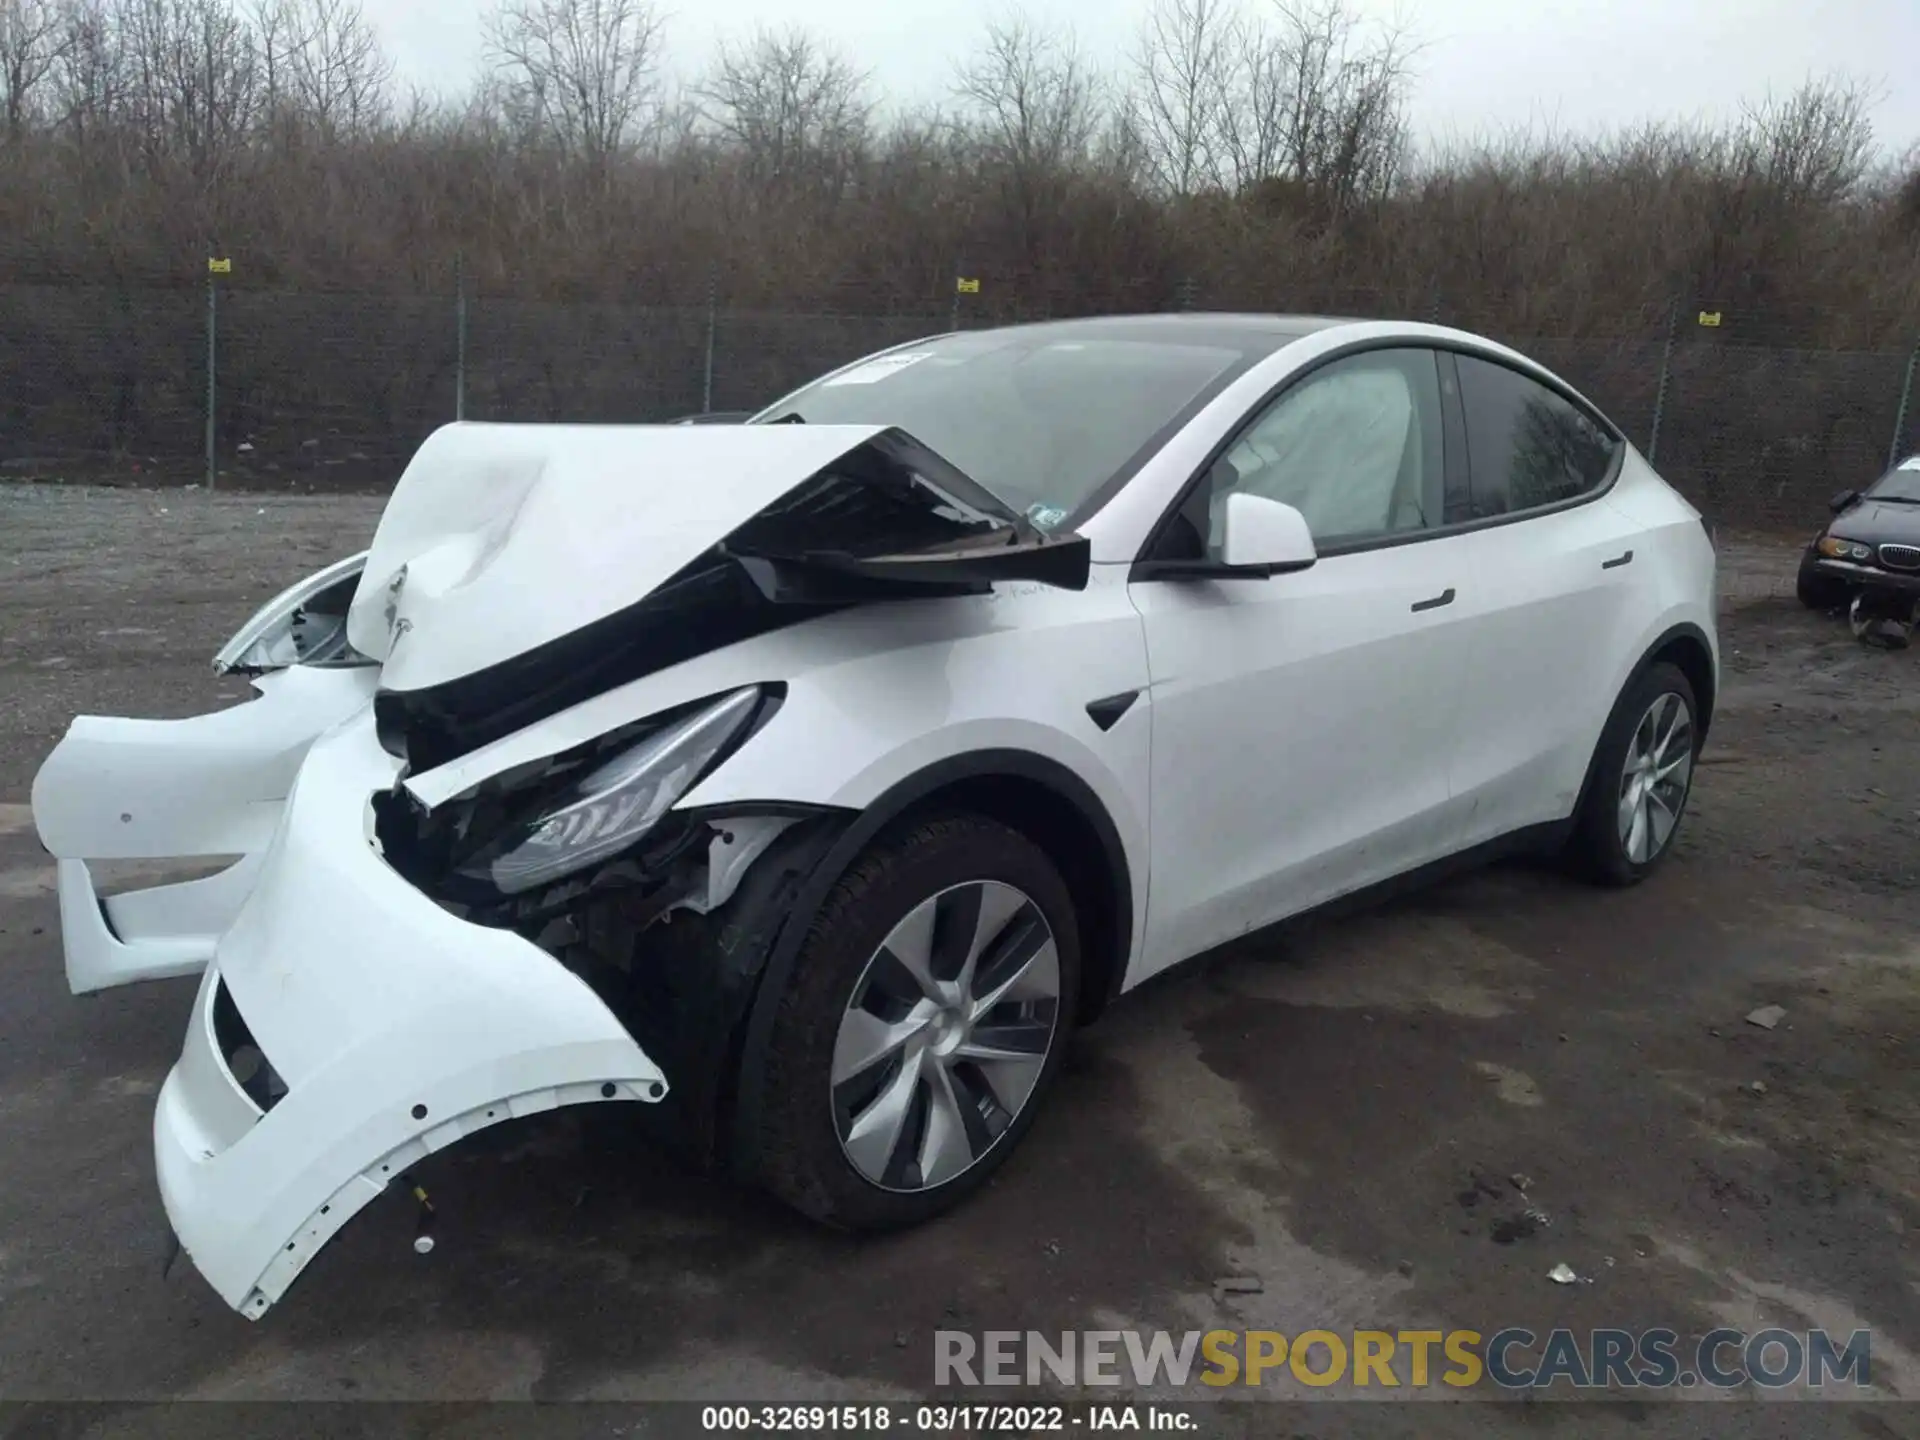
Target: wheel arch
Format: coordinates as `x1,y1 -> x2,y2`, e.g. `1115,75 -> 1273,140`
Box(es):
1639,622 -> 1717,739
871,760 -> 1134,1027
726,748 -> 1135,1183
1569,621 -> 1717,827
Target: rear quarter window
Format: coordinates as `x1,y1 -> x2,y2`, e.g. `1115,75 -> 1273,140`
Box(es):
1456,354 -> 1621,519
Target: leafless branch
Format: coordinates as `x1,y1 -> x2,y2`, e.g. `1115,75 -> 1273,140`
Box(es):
482,0 -> 662,164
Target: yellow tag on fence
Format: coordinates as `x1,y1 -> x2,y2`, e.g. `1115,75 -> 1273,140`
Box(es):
956,277 -> 981,294
1697,310 -> 1722,327
208,257 -> 232,274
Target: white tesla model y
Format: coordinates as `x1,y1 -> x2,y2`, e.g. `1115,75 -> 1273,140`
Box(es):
32,314 -> 1718,1317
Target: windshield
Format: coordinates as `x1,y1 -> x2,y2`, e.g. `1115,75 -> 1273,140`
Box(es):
1868,456 -> 1920,503
755,330 -> 1255,528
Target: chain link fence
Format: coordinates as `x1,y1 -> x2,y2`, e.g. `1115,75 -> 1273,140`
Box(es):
2,274 -> 1916,533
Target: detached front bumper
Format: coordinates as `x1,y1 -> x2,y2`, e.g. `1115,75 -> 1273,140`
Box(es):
55,855 -> 264,995
33,665 -> 380,860
32,665 -> 380,995
1806,556 -> 1920,594
156,708 -> 668,1319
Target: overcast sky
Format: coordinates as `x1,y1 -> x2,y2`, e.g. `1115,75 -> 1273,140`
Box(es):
371,0 -> 1920,154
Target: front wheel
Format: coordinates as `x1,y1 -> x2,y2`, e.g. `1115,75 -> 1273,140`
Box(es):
1567,662 -> 1699,887
749,814 -> 1081,1231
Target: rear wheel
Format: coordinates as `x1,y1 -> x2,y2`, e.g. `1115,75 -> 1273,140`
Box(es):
1568,662 -> 1699,887
751,814 -> 1080,1230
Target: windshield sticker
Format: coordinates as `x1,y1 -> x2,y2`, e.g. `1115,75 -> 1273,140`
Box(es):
1026,503 -> 1069,530
822,352 -> 933,387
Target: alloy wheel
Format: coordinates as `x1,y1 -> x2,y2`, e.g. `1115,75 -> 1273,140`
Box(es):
1617,691 -> 1694,865
831,880 -> 1061,1192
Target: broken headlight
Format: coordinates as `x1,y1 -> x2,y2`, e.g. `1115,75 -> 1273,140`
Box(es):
214,551 -> 375,674
472,686 -> 765,896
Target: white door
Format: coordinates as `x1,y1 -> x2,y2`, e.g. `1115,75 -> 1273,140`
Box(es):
1127,347 -> 1479,980
1436,353 -> 1657,847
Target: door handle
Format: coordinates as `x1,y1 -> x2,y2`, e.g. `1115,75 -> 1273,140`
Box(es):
1601,550 -> 1634,570
1411,587 -> 1456,613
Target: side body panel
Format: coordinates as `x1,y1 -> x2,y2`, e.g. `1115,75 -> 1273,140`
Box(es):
1588,455 -> 1722,702
1126,539 -> 1478,982
1437,489 -> 1657,848
1441,454 -> 1715,855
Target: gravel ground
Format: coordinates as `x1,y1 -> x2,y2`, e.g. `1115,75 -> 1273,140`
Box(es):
0,484 -> 1916,1436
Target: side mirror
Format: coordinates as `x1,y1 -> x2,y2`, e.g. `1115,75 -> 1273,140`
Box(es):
1218,492 -> 1317,575
1830,489 -> 1860,514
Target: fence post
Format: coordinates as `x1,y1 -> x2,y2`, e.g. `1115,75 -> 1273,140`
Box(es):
1427,284 -> 1442,325
454,252 -> 468,422
951,258 -> 965,333
1647,298 -> 1680,463
1890,336 -> 1920,469
1177,275 -> 1196,311
702,267 -> 717,414
204,251 -> 219,491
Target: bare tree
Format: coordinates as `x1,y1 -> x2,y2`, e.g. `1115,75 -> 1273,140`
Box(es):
699,26 -> 869,191
1738,76 -> 1874,207
1201,0 -> 1413,213
255,0 -> 387,138
1129,0 -> 1233,195
482,0 -> 663,166
117,0 -> 261,180
1100,89 -> 1152,188
953,17 -> 1107,274
1267,0 -> 1412,212
1685,76 -> 1879,310
0,0 -> 70,139
1893,144 -> 1920,235
3,0 -> 1919,391
955,16 -> 1100,176
1214,19 -> 1286,189
47,0 -> 124,148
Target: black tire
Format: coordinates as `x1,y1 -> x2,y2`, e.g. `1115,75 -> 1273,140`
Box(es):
1568,661 -> 1699,888
750,813 -> 1081,1231
1797,560 -> 1848,611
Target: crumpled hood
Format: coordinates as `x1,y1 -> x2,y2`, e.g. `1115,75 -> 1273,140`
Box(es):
347,422 -> 888,693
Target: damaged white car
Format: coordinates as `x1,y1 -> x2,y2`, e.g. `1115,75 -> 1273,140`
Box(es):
32,315 -> 1718,1318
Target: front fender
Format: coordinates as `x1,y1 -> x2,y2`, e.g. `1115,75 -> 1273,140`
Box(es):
394,581 -> 1153,1015
397,578 -> 1152,918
